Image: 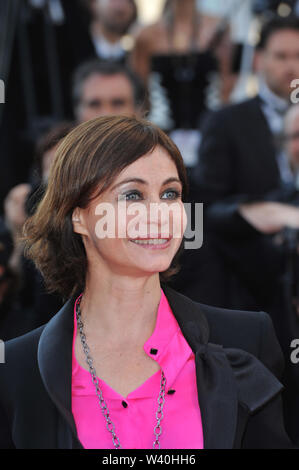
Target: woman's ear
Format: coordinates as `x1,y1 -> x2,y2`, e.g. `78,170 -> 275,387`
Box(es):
72,208 -> 88,236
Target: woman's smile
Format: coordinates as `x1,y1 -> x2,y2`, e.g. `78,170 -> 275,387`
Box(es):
129,236 -> 172,249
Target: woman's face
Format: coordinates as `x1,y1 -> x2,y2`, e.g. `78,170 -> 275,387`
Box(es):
72,145 -> 187,279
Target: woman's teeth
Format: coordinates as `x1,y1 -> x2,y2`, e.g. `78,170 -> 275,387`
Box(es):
130,239 -> 169,245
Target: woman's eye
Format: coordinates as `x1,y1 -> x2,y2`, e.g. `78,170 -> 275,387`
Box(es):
119,189 -> 181,201
161,190 -> 181,200
124,191 -> 142,201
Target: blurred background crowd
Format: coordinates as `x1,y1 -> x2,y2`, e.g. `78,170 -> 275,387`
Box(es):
1,0 -> 299,445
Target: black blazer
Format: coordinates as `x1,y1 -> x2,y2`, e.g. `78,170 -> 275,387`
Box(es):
0,284 -> 294,449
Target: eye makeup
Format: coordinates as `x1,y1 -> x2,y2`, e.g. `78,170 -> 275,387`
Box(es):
117,187 -> 182,202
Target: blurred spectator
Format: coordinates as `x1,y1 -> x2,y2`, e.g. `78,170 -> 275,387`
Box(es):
84,0 -> 137,61
3,123 -> 74,332
180,15 -> 299,312
0,0 -> 85,212
31,121 -> 75,185
0,0 -> 138,213
130,0 -> 234,171
72,60 -> 146,122
4,122 -> 74,232
131,0 -> 232,87
0,217 -> 34,341
0,219 -> 14,303
3,184 -> 32,275
284,103 -> 299,185
194,15 -> 299,255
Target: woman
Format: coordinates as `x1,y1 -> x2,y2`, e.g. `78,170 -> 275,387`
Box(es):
131,0 -> 235,129
0,116 -> 294,449
130,0 -> 234,173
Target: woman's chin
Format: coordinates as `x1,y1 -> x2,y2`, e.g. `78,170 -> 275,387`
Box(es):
128,259 -> 172,277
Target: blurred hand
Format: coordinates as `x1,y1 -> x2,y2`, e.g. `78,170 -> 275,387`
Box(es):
4,184 -> 31,237
239,202 -> 299,234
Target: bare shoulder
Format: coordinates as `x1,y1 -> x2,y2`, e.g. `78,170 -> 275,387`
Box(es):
134,21 -> 166,49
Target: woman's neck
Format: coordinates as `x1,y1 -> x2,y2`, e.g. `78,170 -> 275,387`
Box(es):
79,271 -> 162,344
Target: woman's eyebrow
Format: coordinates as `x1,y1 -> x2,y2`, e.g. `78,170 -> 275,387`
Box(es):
111,177 -> 182,190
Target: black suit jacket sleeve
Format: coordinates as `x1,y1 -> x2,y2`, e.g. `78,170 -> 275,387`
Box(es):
258,311 -> 285,376
242,394 -> 292,448
241,313 -> 292,448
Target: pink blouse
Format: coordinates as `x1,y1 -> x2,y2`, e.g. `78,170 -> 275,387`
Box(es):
71,288 -> 204,449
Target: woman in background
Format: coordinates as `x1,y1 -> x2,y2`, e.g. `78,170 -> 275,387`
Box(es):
131,0 -> 235,128
131,0 -> 235,175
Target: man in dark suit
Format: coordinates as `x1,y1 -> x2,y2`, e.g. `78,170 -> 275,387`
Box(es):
194,15 -> 299,232
179,15 -> 299,307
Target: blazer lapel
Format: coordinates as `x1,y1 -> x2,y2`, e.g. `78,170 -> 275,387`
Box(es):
162,284 -> 239,449
37,295 -> 83,448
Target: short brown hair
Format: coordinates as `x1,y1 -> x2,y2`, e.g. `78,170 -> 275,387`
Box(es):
23,116 -> 188,300
256,15 -> 299,50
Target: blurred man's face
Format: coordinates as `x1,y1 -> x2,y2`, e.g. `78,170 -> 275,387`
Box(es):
285,109 -> 299,170
76,73 -> 137,123
42,144 -> 60,183
95,0 -> 135,35
0,264 -> 5,281
255,29 -> 299,99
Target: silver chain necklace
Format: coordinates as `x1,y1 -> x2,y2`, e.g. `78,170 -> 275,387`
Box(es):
75,296 -> 167,449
